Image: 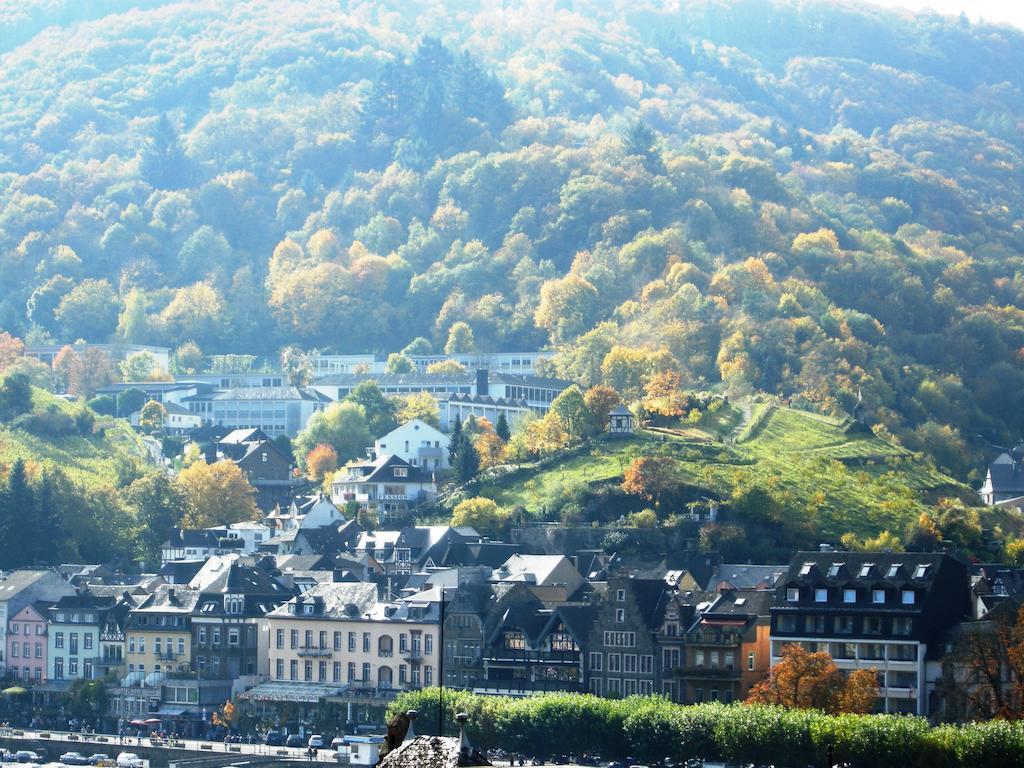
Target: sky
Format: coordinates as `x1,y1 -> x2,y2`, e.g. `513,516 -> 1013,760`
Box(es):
868,0 -> 1024,30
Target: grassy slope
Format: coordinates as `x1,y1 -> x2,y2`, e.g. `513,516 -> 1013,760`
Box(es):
0,389 -> 149,489
483,403 -> 992,540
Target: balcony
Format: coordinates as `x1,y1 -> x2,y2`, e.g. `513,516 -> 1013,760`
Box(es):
682,631 -> 743,646
402,648 -> 423,661
155,652 -> 178,661
676,665 -> 740,679
484,649 -> 580,665
297,646 -> 332,657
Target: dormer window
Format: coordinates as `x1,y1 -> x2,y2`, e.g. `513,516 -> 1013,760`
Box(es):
786,587 -> 799,602
799,562 -> 814,576
303,604 -> 315,615
394,467 -> 408,478
887,563 -> 902,578
914,564 -> 930,579
859,563 -> 874,578
828,563 -> 842,578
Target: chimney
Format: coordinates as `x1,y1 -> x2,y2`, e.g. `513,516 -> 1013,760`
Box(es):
403,710 -> 417,743
475,369 -> 488,397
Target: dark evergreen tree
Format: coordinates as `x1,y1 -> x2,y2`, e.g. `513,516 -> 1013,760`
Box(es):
449,415 -> 462,464
0,459 -> 37,567
141,114 -> 192,188
454,432 -> 479,483
495,412 -> 510,442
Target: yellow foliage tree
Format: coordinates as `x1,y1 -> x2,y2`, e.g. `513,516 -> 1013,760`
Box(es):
176,460 -> 259,529
451,497 -> 511,539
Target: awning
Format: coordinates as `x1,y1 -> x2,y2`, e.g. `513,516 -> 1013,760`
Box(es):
241,682 -> 347,704
153,708 -> 187,717
32,680 -> 74,693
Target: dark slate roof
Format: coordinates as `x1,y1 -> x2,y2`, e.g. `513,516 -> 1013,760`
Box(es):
267,582 -> 379,619
490,373 -> 573,390
435,393 -> 529,407
158,561 -> 205,584
165,529 -> 223,549
316,372 -> 473,387
609,405 -> 632,417
709,564 -> 787,591
629,577 -> 673,630
783,551 -> 950,586
482,584 -> 547,645
548,603 -> 597,643
211,387 -> 333,403
986,453 -> 1024,494
339,454 -> 434,484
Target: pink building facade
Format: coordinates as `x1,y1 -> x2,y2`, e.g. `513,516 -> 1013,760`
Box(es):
6,603 -> 48,683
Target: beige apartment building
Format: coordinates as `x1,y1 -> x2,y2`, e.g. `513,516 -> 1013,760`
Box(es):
256,582 -> 440,710
125,585 -> 198,682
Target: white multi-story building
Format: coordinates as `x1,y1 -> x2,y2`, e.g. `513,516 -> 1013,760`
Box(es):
184,386 -> 333,437
330,455 -> 436,523
373,419 -> 449,471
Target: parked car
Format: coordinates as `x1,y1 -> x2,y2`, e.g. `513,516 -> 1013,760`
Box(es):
307,735 -> 324,749
0,751 -> 15,763
59,753 -> 89,765
285,735 -> 304,748
88,755 -> 112,765
115,753 -> 143,768
13,753 -> 41,764
330,738 -> 344,749
264,731 -> 283,747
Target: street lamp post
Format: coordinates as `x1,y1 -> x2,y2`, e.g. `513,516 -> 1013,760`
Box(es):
437,590 -> 447,737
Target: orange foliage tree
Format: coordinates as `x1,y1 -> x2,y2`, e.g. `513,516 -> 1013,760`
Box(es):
642,370 -> 688,422
621,456 -> 678,508
583,385 -> 620,435
305,443 -> 339,483
746,644 -> 877,714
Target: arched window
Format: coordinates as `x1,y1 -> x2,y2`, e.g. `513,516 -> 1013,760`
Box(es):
378,635 -> 393,657
378,665 -> 393,688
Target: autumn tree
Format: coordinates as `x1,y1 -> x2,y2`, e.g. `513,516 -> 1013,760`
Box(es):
175,460 -> 259,528
642,370 -> 688,422
212,700 -> 238,729
395,392 -> 440,428
139,399 -> 167,432
0,332 -> 25,375
451,496 -> 511,538
941,604 -> 1024,720
621,456 -> 678,510
345,381 -> 398,437
747,644 -> 878,714
583,385 -> 620,435
521,413 -> 569,456
425,359 -> 467,376
68,347 -> 116,397
51,345 -> 81,393
305,444 -> 339,483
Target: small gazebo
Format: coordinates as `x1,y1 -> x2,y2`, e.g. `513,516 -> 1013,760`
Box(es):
607,405 -> 635,435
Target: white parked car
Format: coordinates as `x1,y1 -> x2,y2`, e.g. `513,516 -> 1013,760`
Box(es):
115,754 -> 143,768
307,735 -> 324,749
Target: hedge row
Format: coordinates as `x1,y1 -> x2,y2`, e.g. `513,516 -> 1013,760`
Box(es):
387,690 -> 1024,768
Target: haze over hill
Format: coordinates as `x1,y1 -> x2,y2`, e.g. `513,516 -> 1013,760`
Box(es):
1,0 -> 1023,484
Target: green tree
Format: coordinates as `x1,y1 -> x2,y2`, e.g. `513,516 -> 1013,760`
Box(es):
117,388 -> 147,417
54,279 -> 119,340
281,346 -> 312,386
295,401 -> 373,464
495,412 -> 510,442
122,473 -> 187,567
386,352 -> 415,374
172,341 -> 204,374
549,385 -> 589,442
396,392 -> 440,428
401,337 -> 433,356
452,431 -> 480,483
116,289 -> 149,343
0,373 -> 33,421
444,321 -> 476,354
119,350 -> 159,382
345,380 -> 398,437
0,459 -> 37,567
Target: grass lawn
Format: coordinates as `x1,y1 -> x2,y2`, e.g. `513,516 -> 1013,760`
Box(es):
0,389 -> 148,489
479,402 -> 990,541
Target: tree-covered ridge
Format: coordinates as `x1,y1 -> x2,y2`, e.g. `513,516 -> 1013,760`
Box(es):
1,0 -> 1023,483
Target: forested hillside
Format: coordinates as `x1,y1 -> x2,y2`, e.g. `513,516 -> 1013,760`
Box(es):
2,0 -> 1023,483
